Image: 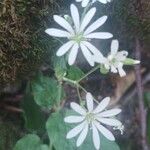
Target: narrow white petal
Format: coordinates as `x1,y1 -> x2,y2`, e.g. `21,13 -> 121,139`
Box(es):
84,16 -> 108,35
76,0 -> 82,1
45,28 -> 71,37
80,7 -> 96,32
70,4 -> 80,32
98,0 -> 107,4
53,15 -> 74,34
82,41 -> 105,63
98,109 -> 122,117
80,43 -> 95,66
93,97 -> 110,114
86,93 -> 94,112
70,102 -> 86,115
94,121 -> 115,141
68,43 -> 79,65
76,123 -> 88,147
66,121 -> 85,139
116,51 -> 128,61
64,116 -> 85,123
85,32 -> 113,39
82,0 -> 90,7
111,65 -> 118,73
56,41 -> 74,56
111,40 -> 119,55
118,66 -> 126,77
92,123 -> 100,150
97,118 -> 122,126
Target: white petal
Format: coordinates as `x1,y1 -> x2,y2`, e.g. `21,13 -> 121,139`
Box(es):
111,65 -> 118,73
94,121 -> 115,141
68,43 -> 79,65
85,32 -> 113,39
70,4 -> 80,32
97,118 -> 122,126
66,121 -> 85,139
80,43 -> 94,66
45,28 -> 71,37
76,123 -> 88,147
116,51 -> 128,61
82,41 -> 105,63
53,15 -> 74,34
86,93 -> 94,112
118,66 -> 126,77
98,0 -> 107,4
80,7 -> 96,32
93,97 -> 110,114
92,123 -> 100,150
84,16 -> 108,35
82,0 -> 90,7
64,116 -> 85,123
70,102 -> 86,115
76,0 -> 82,1
111,40 -> 119,55
56,41 -> 75,56
98,109 -> 122,117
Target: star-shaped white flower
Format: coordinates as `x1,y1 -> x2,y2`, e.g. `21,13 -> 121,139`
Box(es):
64,93 -> 123,150
76,0 -> 112,7
45,4 -> 112,66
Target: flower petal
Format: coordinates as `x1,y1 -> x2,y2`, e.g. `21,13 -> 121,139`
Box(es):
70,102 -> 86,115
98,0 -> 107,4
92,123 -> 100,150
97,118 -> 122,126
84,16 -> 108,35
93,97 -> 110,114
45,28 -> 71,37
70,4 -> 80,32
111,40 -> 119,55
118,65 -> 126,77
81,0 -> 90,7
85,32 -> 113,39
80,43 -> 95,66
98,109 -> 122,117
82,41 -> 105,63
94,121 -> 115,141
64,116 -> 85,123
111,65 -> 118,73
76,123 -> 88,147
86,93 -> 94,112
66,121 -> 85,139
68,43 -> 79,65
56,41 -> 75,56
80,7 -> 96,32
116,51 -> 128,61
53,15 -> 74,34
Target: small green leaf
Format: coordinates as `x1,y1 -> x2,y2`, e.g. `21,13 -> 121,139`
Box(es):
66,66 -> 84,81
14,134 -> 41,150
123,58 -> 140,65
100,65 -> 109,74
22,83 -> 46,132
31,73 -> 65,108
46,110 -> 120,150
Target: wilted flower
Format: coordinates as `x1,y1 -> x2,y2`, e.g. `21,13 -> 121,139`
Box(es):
45,4 -> 112,66
64,92 -> 123,150
76,0 -> 112,7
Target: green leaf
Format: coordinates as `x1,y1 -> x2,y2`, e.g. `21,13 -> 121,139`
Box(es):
66,66 -> 84,81
100,65 -> 109,74
123,58 -> 140,65
22,83 -> 46,132
46,110 -> 120,150
31,73 -> 65,108
14,134 -> 42,150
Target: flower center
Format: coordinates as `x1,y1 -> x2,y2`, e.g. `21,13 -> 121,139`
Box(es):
108,55 -> 117,64
86,113 -> 95,124
70,32 -> 85,44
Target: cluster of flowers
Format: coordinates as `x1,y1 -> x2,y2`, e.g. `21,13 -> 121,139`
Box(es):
45,0 -> 139,149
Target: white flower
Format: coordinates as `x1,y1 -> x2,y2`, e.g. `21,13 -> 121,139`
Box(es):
45,4 -> 113,66
64,92 -> 123,150
76,0 -> 112,7
95,39 -> 129,77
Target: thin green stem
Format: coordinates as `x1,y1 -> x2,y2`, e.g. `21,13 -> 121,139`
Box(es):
78,65 -> 100,82
76,86 -> 82,103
